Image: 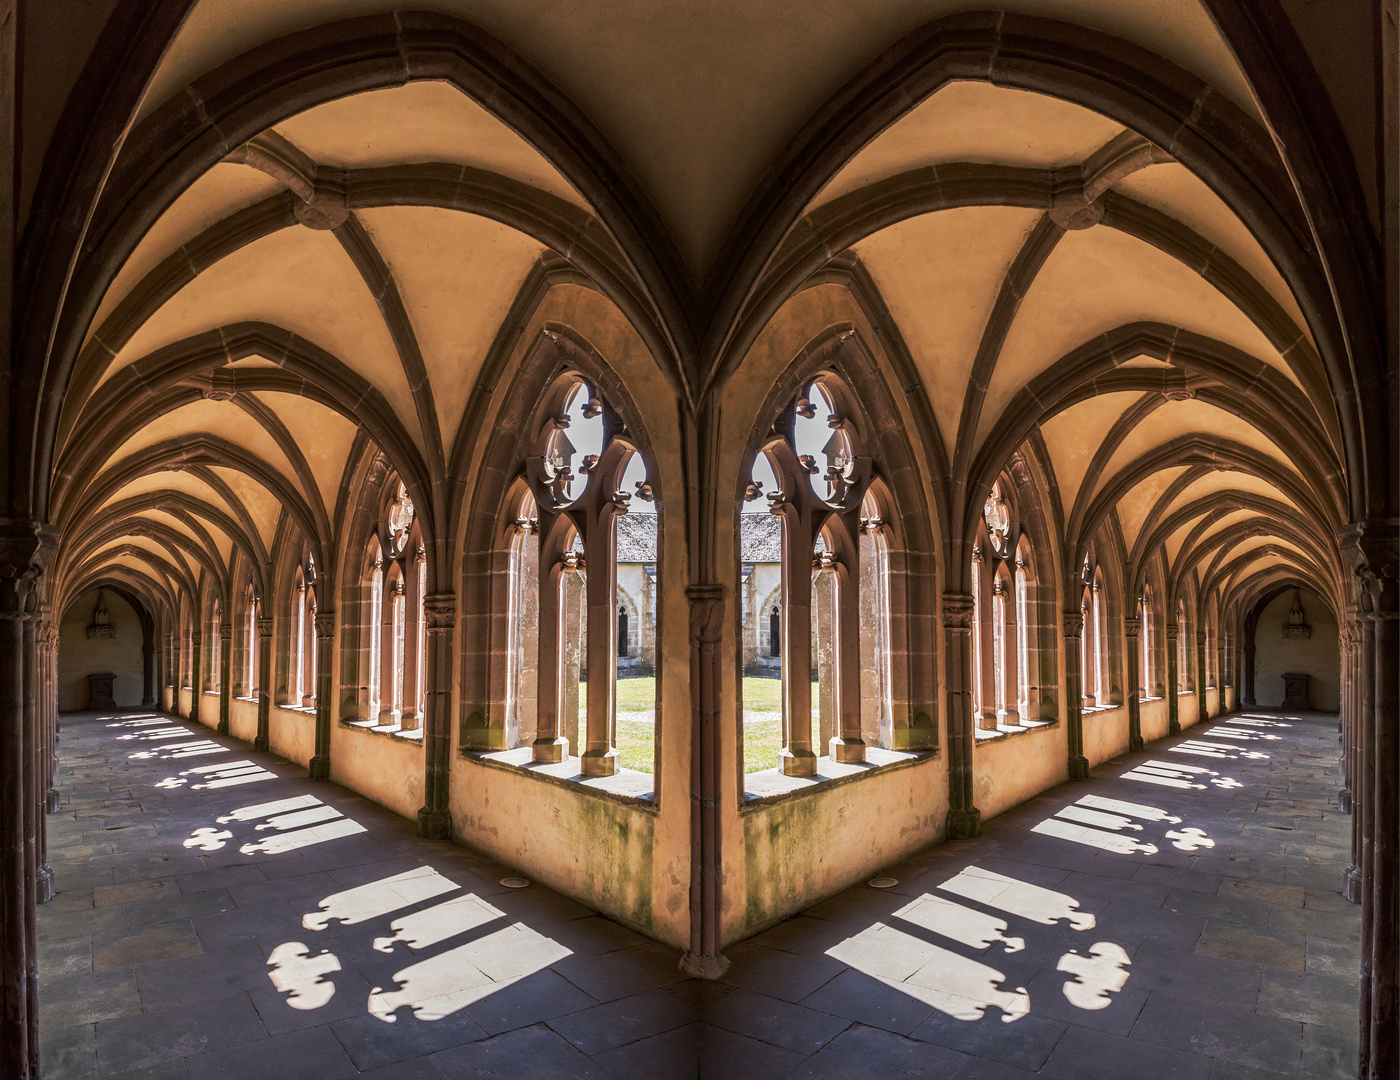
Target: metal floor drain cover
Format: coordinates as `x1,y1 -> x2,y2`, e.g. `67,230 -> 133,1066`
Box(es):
499,876 -> 531,888
867,876 -> 899,889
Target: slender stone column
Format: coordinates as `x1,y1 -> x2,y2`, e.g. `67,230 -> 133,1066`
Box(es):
189,628 -> 203,724
255,617 -> 273,751
0,518 -> 58,1080
1124,616 -> 1143,750
1196,630 -> 1209,723
1241,641 -> 1256,707
943,593 -> 980,838
1165,622 -> 1181,735
682,585 -> 729,978
829,511 -> 865,763
140,635 -> 155,708
308,612 -> 334,779
532,511 -> 571,763
217,621 -> 232,735
1062,610 -> 1089,779
41,617 -> 58,813
777,507 -> 817,777
417,593 -> 455,839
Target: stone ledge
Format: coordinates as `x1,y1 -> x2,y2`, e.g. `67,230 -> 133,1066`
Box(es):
740,745 -> 936,810
973,718 -> 1059,744
338,718 -> 424,744
463,747 -> 658,810
1082,704 -> 1124,717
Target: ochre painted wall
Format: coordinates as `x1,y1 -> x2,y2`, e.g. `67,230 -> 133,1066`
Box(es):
726,755 -> 949,946
57,589 -> 143,711
973,724 -> 1069,821
1255,589 -> 1340,711
1084,706 -> 1130,768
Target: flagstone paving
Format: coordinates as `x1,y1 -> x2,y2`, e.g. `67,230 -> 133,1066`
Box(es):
39,708 -> 1357,1078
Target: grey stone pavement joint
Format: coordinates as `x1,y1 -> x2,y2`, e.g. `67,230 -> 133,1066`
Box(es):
39,708 -> 1358,1078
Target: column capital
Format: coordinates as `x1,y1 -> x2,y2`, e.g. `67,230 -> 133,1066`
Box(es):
941,593 -> 974,631
1123,616 -> 1140,638
0,518 -> 59,617
218,622 -> 233,640
424,592 -> 456,632
1061,610 -> 1084,637
686,584 -> 725,646
1165,622 -> 1179,641
257,616 -> 273,638
1339,518 -> 1399,619
314,612 -> 335,640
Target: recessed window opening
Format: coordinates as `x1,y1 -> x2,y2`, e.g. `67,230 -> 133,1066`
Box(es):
741,375 -> 888,778
973,479 -> 1029,731
510,376 -> 658,782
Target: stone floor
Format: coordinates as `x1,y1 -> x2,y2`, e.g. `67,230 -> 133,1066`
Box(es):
39,708 -> 1359,1079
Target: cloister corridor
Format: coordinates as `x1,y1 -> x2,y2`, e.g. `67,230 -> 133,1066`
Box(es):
38,703 -> 1357,1080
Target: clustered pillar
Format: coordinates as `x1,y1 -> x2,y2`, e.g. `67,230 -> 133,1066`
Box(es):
1339,523 -> 1398,1080
943,593 -> 980,838
1165,620 -> 1181,735
1062,609 -> 1089,779
1124,615 -> 1143,751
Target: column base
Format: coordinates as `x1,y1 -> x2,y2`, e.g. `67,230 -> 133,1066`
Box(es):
1337,788 -> 1352,813
947,806 -> 981,840
1168,719 -> 1182,735
829,736 -> 866,764
780,747 -> 819,777
580,747 -> 620,777
308,754 -> 330,780
45,789 -> 59,813
1343,864 -> 1363,904
141,697 -> 156,709
1068,755 -> 1090,780
37,864 -> 54,904
217,721 -> 230,735
253,735 -> 269,752
679,951 -> 731,980
1128,735 -> 1144,752
532,737 -> 569,764
417,807 -> 451,840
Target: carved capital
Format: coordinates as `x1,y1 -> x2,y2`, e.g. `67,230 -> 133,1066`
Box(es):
1165,623 -> 1179,642
0,518 -> 59,617
1062,611 -> 1084,638
686,584 -> 725,646
1196,631 -> 1207,646
424,592 -> 456,632
1340,519 -> 1400,619
941,593 -> 974,631
219,622 -> 233,641
314,612 -> 335,640
1123,616 -> 1141,639
257,617 -> 274,638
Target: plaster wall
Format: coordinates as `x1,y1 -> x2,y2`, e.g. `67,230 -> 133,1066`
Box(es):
1255,589 -> 1340,711
229,697 -> 259,742
1140,697 -> 1170,742
178,688 -> 192,717
269,707 -> 315,767
973,724 -> 1068,822
1083,706 -> 1129,767
1177,691 -> 1202,731
330,725 -> 424,820
449,761 -> 683,949
57,589 -> 143,711
198,691 -> 220,730
725,755 -> 948,945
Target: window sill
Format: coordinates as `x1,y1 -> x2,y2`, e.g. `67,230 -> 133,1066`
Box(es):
340,718 -> 424,744
236,695 -> 258,703
1082,703 -> 1124,717
741,746 -> 936,809
463,748 -> 657,809
974,718 -> 1058,744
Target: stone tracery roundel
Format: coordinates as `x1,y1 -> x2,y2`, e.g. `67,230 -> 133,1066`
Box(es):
387,483 -> 415,556
983,481 -> 1011,558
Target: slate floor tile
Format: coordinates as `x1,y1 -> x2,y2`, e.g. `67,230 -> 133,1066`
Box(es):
783,1022 -> 967,1079
701,986 -> 848,1054
95,991 -> 267,1073
184,1026 -> 356,1080
553,944 -> 684,1003
1131,990 -> 1302,1073
798,968 -> 935,1035
721,943 -> 845,1003
909,1006 -> 1066,1071
1042,1024 -> 1214,1080
431,1023 -> 614,1079
332,1004 -> 490,1071
546,986 -> 693,1055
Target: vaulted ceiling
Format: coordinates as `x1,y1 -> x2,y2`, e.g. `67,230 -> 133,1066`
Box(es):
50,0 -> 1345,630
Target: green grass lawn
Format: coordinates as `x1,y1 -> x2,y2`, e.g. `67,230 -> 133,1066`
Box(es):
609,675 -> 806,774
